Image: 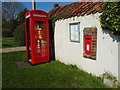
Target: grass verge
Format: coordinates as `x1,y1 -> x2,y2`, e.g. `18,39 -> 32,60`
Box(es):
2,51 -> 109,88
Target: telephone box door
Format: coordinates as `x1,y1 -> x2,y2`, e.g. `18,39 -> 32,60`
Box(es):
32,20 -> 49,64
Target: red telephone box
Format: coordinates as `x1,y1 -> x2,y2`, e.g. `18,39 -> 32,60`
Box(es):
25,10 -> 50,65
84,35 -> 92,55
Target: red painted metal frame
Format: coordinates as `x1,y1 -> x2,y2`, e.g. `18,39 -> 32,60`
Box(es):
25,10 -> 50,65
84,35 -> 92,55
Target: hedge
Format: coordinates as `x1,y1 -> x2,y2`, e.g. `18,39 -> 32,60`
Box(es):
13,23 -> 25,46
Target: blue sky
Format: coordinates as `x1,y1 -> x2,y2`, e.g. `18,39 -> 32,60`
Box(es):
22,2 -> 72,12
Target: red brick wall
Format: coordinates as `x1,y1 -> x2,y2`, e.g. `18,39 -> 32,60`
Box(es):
83,27 -> 97,60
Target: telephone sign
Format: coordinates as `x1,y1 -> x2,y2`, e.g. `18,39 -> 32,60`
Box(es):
25,10 -> 50,65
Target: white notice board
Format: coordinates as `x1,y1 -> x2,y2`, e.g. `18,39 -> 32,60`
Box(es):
70,23 -> 80,42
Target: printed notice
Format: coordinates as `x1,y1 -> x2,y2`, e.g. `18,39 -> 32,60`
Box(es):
70,24 -> 79,41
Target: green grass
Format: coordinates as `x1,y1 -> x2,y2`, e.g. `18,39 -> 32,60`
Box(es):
2,51 -> 109,88
2,37 -> 20,48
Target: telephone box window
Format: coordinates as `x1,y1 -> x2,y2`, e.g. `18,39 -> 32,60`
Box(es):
69,22 -> 80,42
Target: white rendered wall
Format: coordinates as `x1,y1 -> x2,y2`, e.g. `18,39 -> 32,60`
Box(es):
54,13 -> 119,80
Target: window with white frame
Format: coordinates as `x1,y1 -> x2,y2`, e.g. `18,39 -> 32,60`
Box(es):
69,22 -> 80,42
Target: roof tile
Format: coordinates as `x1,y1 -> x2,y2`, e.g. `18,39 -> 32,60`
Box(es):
48,2 -> 107,20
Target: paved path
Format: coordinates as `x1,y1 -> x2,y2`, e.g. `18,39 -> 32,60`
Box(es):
0,46 -> 26,53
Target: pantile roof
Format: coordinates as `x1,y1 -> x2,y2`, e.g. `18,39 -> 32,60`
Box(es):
48,2 -> 107,19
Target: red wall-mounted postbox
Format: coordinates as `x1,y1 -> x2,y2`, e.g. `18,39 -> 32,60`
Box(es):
25,10 -> 50,65
84,35 -> 92,55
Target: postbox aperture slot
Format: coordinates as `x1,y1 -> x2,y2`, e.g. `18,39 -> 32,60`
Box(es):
85,38 -> 91,40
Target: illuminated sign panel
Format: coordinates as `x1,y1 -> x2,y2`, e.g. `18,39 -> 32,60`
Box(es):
33,14 -> 46,17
